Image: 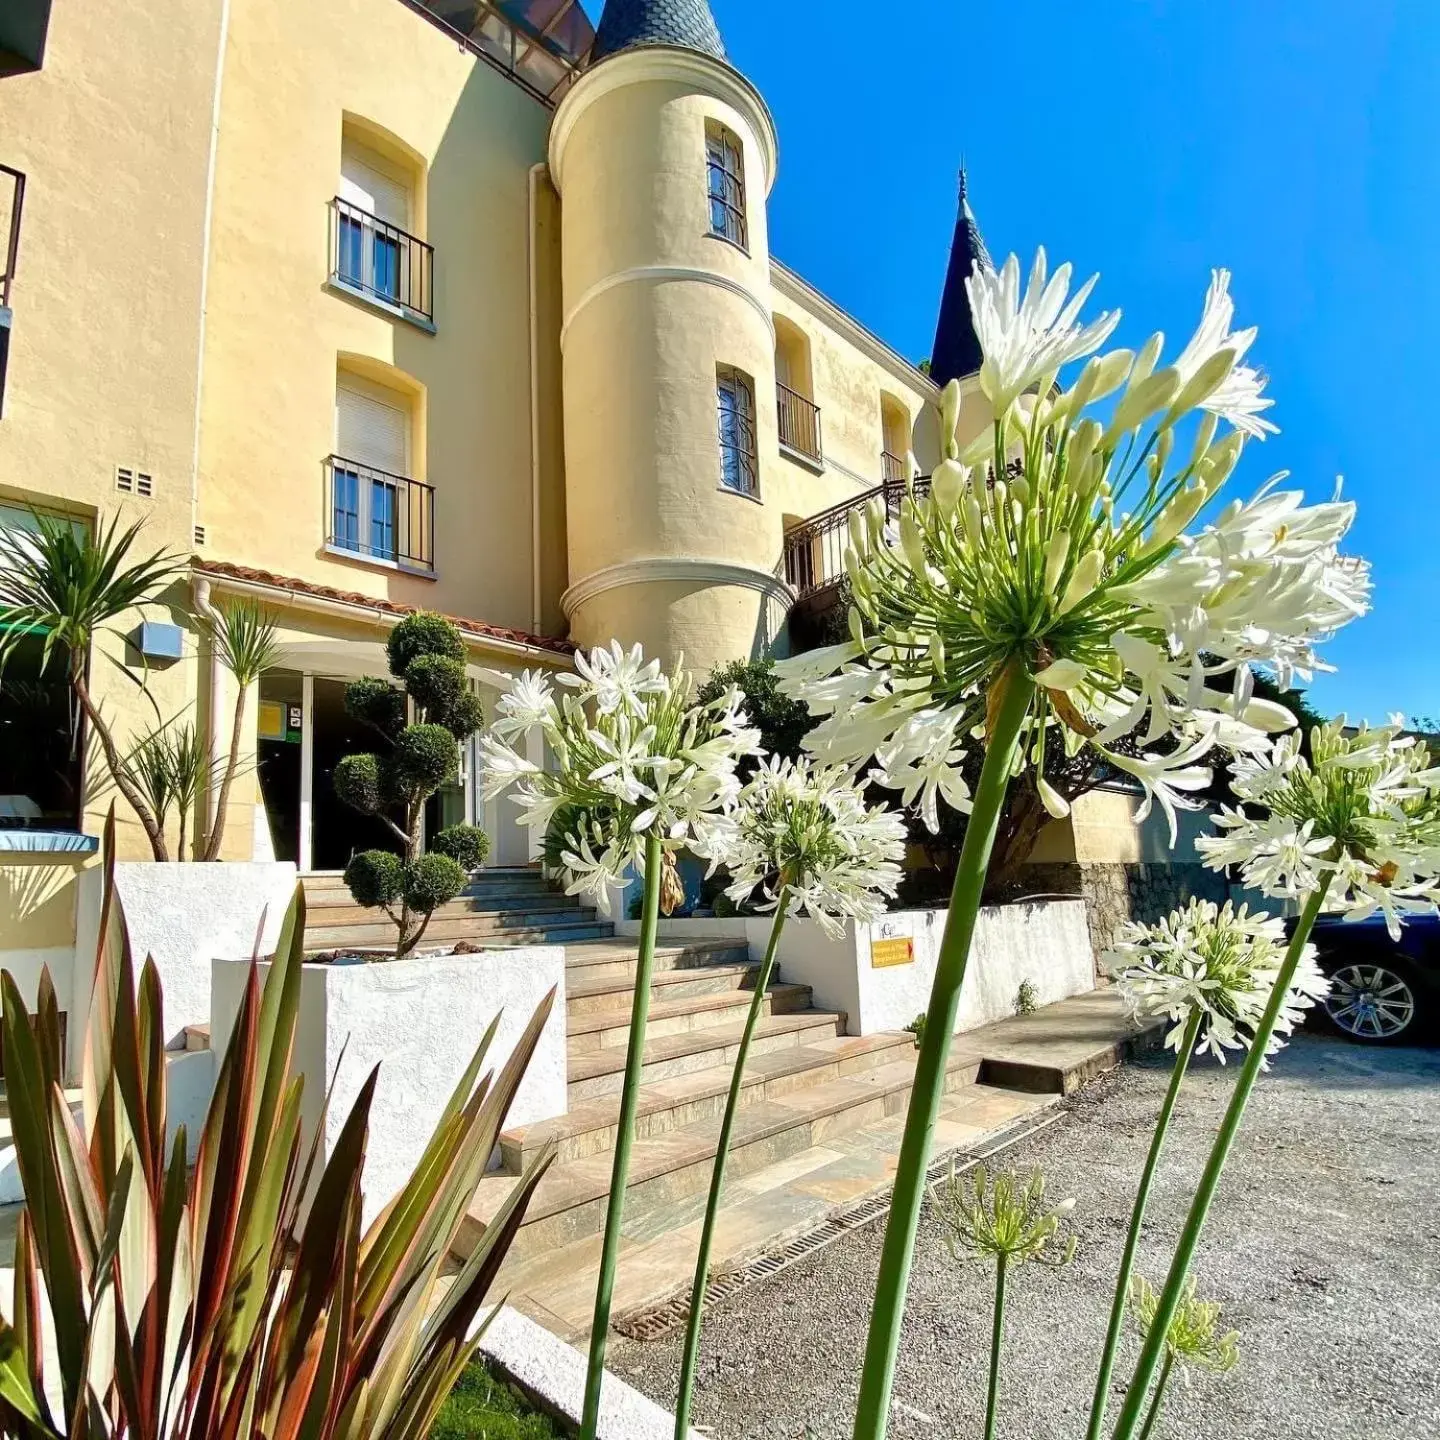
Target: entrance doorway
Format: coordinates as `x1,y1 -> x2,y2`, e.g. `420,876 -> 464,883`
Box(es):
310,676 -> 403,872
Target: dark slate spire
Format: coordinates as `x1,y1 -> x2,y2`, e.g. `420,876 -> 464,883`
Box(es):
929,167 -> 992,387
591,0 -> 727,63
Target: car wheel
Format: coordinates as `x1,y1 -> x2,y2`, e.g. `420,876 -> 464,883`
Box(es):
1323,959 -> 1421,1044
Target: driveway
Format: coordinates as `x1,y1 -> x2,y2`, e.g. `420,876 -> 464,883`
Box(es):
609,1034 -> 1440,1439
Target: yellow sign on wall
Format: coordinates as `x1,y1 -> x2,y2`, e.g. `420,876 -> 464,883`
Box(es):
870,936 -> 914,969
257,700 -> 286,741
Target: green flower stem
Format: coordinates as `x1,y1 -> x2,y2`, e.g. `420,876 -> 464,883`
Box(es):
1084,1009 -> 1201,1440
1109,877 -> 1333,1440
984,1254 -> 1009,1440
1136,1352 -> 1175,1440
852,663 -> 1035,1440
674,894 -> 790,1438
581,832 -> 664,1440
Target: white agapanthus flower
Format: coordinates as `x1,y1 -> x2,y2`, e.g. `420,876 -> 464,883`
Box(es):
478,643 -> 760,914
1105,899 -> 1329,1064
1198,718 -> 1440,937
776,252 -> 1369,842
691,755 -> 907,937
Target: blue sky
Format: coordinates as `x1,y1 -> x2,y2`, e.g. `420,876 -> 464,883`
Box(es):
708,0 -> 1439,725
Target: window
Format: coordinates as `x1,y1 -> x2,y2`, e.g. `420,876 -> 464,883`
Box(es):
0,504 -> 86,834
716,367 -> 758,497
330,379 -> 435,571
706,122 -> 747,251
330,136 -> 433,323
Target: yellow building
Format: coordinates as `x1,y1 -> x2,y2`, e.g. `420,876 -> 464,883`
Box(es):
0,0 -> 997,972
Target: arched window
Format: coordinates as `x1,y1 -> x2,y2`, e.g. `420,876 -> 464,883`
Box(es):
705,120 -> 747,251
879,393 -> 912,485
775,316 -> 822,463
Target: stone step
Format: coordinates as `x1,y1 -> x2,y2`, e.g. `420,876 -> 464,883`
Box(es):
566,1009 -> 846,1105
565,962 -> 760,1017
561,939 -> 750,984
491,1081 -> 1055,1344
458,1043 -> 974,1264
500,1029 -> 942,1170
184,1023 -> 210,1052
305,892 -> 586,924
304,906 -> 597,946
301,868 -> 556,903
305,918 -> 614,951
567,983 -> 814,1055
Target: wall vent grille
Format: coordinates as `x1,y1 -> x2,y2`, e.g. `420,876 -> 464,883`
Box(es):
193,524 -> 207,546
116,467 -> 153,497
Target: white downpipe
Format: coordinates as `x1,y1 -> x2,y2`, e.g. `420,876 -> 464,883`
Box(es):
190,574 -> 225,857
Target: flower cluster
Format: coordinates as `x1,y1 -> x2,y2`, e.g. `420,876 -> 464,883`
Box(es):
479,642 -> 760,913
1198,717 -> 1440,936
776,254 -> 1369,841
1128,1274 -> 1240,1379
930,1161 -> 1078,1269
1105,899 -> 1329,1064
691,755 -> 906,936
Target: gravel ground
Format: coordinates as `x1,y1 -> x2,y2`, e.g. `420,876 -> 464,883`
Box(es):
609,1033 -> 1440,1440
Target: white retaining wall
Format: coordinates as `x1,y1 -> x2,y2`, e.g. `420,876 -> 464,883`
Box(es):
212,945 -> 568,1226
73,861 -> 297,1073
618,898 -> 1095,1036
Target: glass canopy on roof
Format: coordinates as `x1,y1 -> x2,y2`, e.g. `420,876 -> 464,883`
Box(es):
408,0 -> 595,101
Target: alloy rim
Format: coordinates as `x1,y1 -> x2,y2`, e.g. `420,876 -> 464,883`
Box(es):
1325,962 -> 1416,1040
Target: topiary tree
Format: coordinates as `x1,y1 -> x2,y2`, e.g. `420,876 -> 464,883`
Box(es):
333,612 -> 489,958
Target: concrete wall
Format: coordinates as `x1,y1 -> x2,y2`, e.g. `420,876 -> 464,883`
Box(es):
213,944 -> 567,1226
196,0 -> 560,640
0,0 -> 226,859
73,860 -> 298,1073
620,900 -> 1095,1038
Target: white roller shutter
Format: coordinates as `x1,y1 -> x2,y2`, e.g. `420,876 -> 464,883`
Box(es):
339,147 -> 409,228
336,385 -> 408,474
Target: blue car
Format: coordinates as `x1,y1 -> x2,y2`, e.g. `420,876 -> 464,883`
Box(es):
1301,912 -> 1439,1044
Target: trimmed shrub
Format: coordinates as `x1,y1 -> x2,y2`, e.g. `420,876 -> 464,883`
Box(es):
387,610 -> 464,674
344,849 -> 405,909
332,611 -> 487,959
431,823 -> 490,872
403,852 -> 467,913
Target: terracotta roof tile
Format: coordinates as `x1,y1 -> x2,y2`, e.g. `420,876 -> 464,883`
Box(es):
192,558 -> 574,657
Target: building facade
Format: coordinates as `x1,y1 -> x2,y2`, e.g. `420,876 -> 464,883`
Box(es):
0,0 -> 994,976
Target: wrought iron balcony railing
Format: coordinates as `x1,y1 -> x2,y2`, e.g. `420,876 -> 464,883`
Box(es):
328,198 -> 434,324
881,449 -> 908,485
326,455 -> 435,573
0,164 -> 25,418
782,475 -> 933,598
776,381 -> 822,463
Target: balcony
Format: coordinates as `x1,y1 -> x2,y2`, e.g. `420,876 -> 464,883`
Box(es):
328,198 -> 434,328
776,381 -> 823,465
783,475 -> 934,601
881,449 -> 908,485
326,455 -> 435,575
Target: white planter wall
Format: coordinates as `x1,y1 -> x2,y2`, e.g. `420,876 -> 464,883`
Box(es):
71,861 -> 298,1077
623,900 -> 1096,1037
212,945 -> 567,1226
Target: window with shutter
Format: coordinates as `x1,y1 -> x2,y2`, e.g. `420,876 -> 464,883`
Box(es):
331,383 -> 420,566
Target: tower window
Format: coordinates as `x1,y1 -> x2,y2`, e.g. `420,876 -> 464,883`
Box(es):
716,366 -> 758,497
706,122 -> 748,251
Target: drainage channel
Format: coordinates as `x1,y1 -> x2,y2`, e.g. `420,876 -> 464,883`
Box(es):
612,1104 -> 1069,1343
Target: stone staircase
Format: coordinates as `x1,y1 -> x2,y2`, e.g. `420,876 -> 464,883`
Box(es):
300,866 -> 615,952
452,936 -> 983,1273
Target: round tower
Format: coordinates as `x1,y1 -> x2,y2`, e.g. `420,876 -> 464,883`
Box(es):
549,0 -> 785,677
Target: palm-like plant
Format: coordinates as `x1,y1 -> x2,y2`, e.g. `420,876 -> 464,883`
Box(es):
200,598 -> 282,859
0,512 -> 186,860
123,719 -> 216,860
0,808 -> 555,1438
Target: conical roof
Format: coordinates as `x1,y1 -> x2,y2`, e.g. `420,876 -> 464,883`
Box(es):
929,168 -> 992,386
591,0 -> 727,63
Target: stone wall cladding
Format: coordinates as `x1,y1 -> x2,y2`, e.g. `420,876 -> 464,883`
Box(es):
1024,861 -> 1231,970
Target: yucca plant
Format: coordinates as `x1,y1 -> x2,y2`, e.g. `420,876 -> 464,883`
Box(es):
122,719 -> 217,861
200,598 -> 283,861
0,512 -> 187,860
0,807 -> 555,1438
